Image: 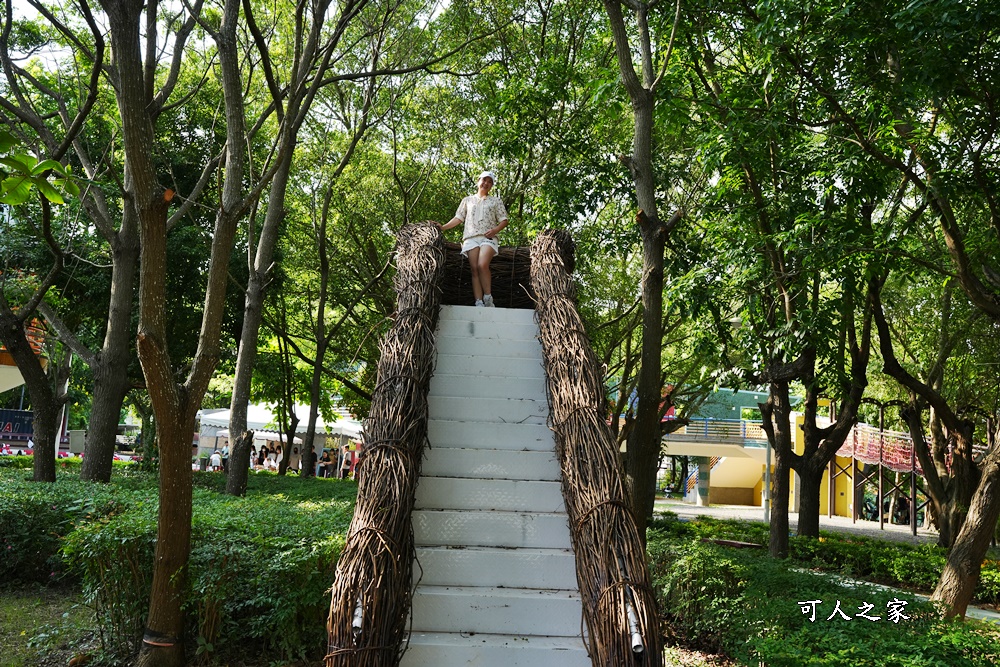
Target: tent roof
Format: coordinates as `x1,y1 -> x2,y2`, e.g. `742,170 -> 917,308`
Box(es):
199,403 -> 362,438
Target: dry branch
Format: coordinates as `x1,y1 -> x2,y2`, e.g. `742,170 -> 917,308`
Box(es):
531,229 -> 662,666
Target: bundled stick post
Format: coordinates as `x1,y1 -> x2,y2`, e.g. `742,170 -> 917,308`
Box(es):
325,222 -> 444,666
531,229 -> 662,666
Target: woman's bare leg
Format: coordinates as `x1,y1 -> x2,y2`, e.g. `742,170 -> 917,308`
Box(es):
478,245 -> 496,297
467,246 -> 484,301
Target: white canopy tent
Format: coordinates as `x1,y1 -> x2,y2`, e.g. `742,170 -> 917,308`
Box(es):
197,403 -> 363,457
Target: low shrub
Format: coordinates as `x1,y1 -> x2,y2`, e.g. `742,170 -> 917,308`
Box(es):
0,474 -> 129,583
650,539 -> 750,650
0,454 -> 36,469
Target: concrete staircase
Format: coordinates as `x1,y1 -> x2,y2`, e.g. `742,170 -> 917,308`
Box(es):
401,305 -> 591,667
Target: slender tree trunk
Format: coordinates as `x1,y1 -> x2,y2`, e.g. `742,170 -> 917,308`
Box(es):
770,452 -> 791,558
601,0 -> 680,538
82,220 -> 140,481
624,208 -> 664,534
933,449 -> 1000,617
227,157 -> 295,495
620,92 -> 665,537
81,363 -> 130,480
761,385 -> 794,558
302,344 -> 326,471
102,2 -> 240,663
134,405 -> 192,667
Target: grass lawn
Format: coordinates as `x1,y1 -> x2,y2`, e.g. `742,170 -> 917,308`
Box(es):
0,584 -> 95,667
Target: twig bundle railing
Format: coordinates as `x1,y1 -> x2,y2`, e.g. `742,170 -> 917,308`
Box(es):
531,229 -> 662,666
325,222 -> 444,666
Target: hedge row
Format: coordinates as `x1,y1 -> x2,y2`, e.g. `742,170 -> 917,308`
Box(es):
0,468 -> 356,664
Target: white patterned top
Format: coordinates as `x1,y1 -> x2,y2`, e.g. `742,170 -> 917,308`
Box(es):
454,194 -> 509,239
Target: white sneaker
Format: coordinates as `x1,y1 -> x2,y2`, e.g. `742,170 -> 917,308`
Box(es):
475,299 -> 484,307
483,294 -> 495,307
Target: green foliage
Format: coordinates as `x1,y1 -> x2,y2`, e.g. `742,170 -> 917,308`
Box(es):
0,468 -> 355,664
0,129 -> 79,204
0,454 -> 36,469
648,519 -> 1000,666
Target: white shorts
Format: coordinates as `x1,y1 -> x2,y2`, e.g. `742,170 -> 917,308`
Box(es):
461,235 -> 499,257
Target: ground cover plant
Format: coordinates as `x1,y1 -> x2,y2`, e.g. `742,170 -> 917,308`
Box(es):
648,514 -> 1000,666
0,467 -> 356,666
0,584 -> 94,667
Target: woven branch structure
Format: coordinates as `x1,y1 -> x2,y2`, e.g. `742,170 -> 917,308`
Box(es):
439,240 -> 574,309
325,222 -> 445,666
531,229 -> 663,667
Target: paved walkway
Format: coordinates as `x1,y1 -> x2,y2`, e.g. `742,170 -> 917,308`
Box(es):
654,498 -> 938,545
654,499 -> 1000,624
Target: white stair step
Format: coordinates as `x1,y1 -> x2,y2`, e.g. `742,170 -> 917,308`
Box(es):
435,352 -> 545,379
441,304 -> 537,324
427,419 -> 554,451
414,546 -> 578,589
421,448 -> 560,481
435,333 -> 542,359
436,317 -> 540,342
428,396 -> 548,425
409,586 -> 584,636
413,509 -> 572,549
429,372 -> 547,401
415,477 -> 566,513
405,303 -> 588,664
400,632 -> 590,667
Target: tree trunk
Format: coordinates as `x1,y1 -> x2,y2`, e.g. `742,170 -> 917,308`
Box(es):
623,217 -> 664,534
134,412 -> 192,667
934,481 -> 971,549
677,456 -> 689,495
932,449 -> 1000,617
81,357 -> 132,481
620,93 -> 664,540
796,464 -> 824,538
82,220 -> 140,482
761,385 -> 794,558
0,315 -> 60,482
100,2 -> 243,661
136,400 -> 157,464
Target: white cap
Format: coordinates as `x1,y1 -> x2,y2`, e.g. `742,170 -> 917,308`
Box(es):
477,171 -> 496,184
